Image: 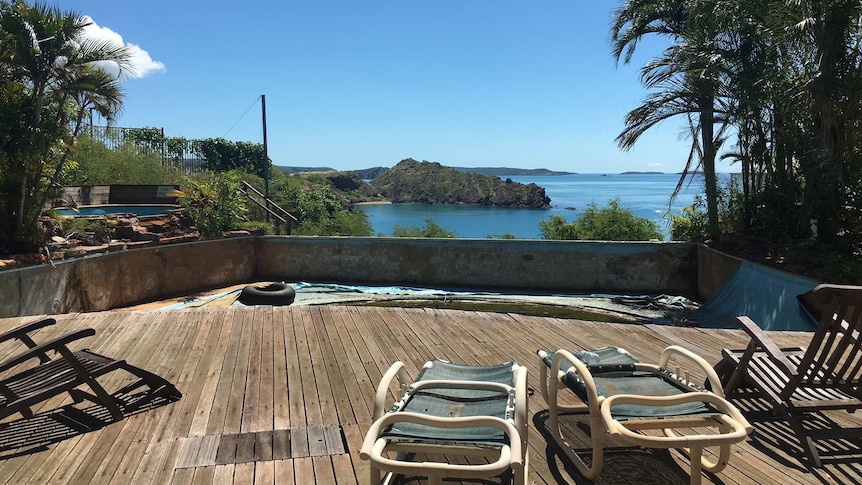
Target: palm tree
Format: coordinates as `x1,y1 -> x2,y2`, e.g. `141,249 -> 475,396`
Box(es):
611,0 -> 729,237
773,0 -> 862,242
0,1 -> 133,251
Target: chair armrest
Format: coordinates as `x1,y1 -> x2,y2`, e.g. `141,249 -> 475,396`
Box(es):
601,392 -> 752,446
658,345 -> 726,398
360,412 -> 522,473
373,361 -> 411,421
0,328 -> 95,374
0,318 -> 56,350
735,316 -> 797,375
551,349 -> 601,406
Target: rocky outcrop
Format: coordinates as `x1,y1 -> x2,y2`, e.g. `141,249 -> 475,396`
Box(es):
371,159 -> 551,208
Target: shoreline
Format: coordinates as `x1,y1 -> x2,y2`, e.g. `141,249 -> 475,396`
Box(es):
354,200 -> 392,205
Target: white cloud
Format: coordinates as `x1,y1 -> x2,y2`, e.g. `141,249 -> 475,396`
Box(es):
648,161 -> 667,169
80,16 -> 165,80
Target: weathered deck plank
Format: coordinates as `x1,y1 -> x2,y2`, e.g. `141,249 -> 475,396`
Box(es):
0,306 -> 860,484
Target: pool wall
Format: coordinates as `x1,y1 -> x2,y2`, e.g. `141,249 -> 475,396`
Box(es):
255,236 -> 699,295
0,236 -> 741,317
61,184 -> 179,205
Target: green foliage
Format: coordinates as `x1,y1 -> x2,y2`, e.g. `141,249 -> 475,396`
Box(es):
612,0 -> 862,243
540,198 -> 663,241
294,210 -> 372,236
539,215 -> 579,240
192,138 -> 270,178
668,179 -> 748,242
235,221 -> 275,235
267,172 -> 373,236
59,217 -> 112,245
63,136 -> 179,185
0,0 -> 133,252
391,217 -> 456,238
174,171 -> 247,237
667,203 -> 709,242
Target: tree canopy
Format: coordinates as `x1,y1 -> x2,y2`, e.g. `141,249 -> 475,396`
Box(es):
613,0 -> 862,246
0,0 -> 133,252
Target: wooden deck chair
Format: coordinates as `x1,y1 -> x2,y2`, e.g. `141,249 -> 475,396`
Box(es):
360,359 -> 528,485
0,323 -> 181,422
538,346 -> 751,485
0,317 -> 58,363
716,284 -> 862,467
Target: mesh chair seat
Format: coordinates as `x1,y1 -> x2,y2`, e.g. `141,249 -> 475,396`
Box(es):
381,360 -> 516,446
538,345 -> 751,485
542,347 -> 713,419
361,358 -> 529,485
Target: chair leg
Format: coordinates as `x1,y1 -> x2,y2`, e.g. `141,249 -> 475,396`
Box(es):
787,413 -> 822,467
116,363 -> 182,400
70,377 -> 124,421
547,370 -> 604,479
514,449 -> 528,485
663,425 -> 732,474
689,446 -> 703,485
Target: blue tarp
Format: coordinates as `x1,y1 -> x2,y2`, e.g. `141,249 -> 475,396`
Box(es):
693,260 -> 819,331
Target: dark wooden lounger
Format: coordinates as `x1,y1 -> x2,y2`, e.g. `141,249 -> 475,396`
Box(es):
0,318 -> 181,422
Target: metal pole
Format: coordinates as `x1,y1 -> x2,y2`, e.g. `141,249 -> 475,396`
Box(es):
261,94 -> 270,224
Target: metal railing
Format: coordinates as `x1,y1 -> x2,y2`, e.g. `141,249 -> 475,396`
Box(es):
239,181 -> 298,235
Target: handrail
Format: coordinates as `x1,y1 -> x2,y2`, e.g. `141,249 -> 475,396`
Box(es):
239,181 -> 298,234
240,181 -> 297,222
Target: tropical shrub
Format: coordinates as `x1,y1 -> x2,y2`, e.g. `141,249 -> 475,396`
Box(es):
667,203 -> 708,242
391,217 -> 456,238
0,1 -> 133,252
63,136 -> 179,185
538,215 -> 579,240
540,197 -> 663,241
263,171 -> 373,236
173,171 -> 247,237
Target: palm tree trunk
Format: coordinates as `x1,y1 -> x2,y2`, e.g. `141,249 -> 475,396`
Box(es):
700,97 -> 720,237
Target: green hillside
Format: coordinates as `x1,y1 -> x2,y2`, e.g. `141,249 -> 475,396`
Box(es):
371,159 -> 551,208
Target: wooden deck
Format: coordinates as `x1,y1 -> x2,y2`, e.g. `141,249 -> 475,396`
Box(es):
0,305 -> 860,484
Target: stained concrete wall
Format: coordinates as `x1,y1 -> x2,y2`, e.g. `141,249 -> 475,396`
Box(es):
696,244 -> 743,301
255,237 -> 699,295
0,238 -> 254,317
0,236 -> 705,318
60,185 -> 179,206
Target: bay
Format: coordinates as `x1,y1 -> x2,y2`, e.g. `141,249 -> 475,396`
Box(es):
356,173 -> 718,240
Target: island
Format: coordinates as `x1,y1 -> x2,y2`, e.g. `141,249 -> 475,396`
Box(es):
369,159 -> 551,208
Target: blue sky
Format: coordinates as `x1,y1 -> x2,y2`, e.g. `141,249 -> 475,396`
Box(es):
60,1 -> 734,174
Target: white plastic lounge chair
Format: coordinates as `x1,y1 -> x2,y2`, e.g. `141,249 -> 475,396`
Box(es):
360,359 -> 528,485
538,346 -> 751,485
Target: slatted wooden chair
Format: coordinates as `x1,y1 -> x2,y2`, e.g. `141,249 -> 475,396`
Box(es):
717,284 -> 862,467
0,319 -> 181,422
0,317 -> 58,362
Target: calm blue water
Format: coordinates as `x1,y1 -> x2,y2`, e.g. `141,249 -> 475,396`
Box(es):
357,173 -> 718,240
55,205 -> 177,217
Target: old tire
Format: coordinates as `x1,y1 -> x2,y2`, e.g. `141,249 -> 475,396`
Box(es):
239,282 -> 296,306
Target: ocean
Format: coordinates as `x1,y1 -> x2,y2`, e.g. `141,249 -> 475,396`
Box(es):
356,173 -> 717,240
